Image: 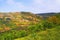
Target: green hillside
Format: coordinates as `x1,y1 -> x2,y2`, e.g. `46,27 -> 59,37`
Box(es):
0,12 -> 60,40
15,26 -> 60,40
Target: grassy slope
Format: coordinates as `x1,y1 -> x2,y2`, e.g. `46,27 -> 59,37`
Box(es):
0,12 -> 60,40
15,13 -> 60,40
15,26 -> 60,40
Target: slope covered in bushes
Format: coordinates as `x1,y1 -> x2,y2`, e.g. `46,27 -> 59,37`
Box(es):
0,12 -> 60,40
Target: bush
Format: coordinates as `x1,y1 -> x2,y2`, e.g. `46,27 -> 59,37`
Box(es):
28,24 -> 42,33
16,30 -> 27,37
43,21 -> 54,29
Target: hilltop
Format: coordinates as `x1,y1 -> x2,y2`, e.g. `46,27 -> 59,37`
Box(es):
0,12 -> 41,32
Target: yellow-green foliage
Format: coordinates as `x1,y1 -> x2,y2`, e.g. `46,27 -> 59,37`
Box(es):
15,26 -> 60,40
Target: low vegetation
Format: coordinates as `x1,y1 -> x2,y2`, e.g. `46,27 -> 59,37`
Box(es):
0,12 -> 60,40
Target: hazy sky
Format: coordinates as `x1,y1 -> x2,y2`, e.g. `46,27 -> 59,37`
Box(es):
0,0 -> 60,13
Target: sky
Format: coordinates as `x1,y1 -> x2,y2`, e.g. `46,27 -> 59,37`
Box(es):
0,0 -> 60,13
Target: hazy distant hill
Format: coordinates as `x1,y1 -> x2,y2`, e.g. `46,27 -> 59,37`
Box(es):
36,13 -> 56,16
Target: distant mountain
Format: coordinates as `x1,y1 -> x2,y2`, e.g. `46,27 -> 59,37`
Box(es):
36,13 -> 60,19
36,12 -> 57,16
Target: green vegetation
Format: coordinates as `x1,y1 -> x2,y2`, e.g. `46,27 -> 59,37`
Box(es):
15,26 -> 60,40
0,12 -> 60,40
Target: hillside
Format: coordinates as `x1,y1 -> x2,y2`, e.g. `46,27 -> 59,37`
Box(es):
0,12 -> 60,40
0,12 -> 41,33
15,13 -> 60,40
